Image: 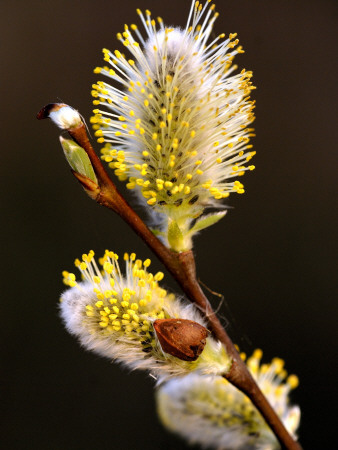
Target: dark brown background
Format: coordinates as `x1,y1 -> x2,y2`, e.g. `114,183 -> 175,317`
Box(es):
1,0 -> 337,449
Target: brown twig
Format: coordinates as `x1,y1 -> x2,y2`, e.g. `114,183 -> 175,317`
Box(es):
40,112 -> 302,449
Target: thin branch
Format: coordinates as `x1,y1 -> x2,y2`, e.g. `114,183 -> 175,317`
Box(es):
42,116 -> 301,450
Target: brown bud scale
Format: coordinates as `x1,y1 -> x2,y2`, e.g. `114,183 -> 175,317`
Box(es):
153,318 -> 208,361
36,103 -> 67,120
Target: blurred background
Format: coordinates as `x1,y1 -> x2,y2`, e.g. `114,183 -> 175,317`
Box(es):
1,0 -> 337,448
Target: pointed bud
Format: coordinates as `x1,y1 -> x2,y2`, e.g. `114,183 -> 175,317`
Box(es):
60,136 -> 98,184
37,103 -> 82,130
154,318 -> 208,361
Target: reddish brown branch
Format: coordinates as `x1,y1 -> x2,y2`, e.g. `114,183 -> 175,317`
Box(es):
44,119 -> 301,449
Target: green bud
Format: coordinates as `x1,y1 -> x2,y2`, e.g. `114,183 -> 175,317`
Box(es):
59,136 -> 97,184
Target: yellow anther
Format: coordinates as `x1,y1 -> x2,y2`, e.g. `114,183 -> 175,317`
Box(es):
130,253 -> 136,261
160,121 -> 166,128
154,272 -> 164,281
190,130 -> 196,138
272,358 -> 285,374
287,375 -> 299,389
253,349 -> 263,360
